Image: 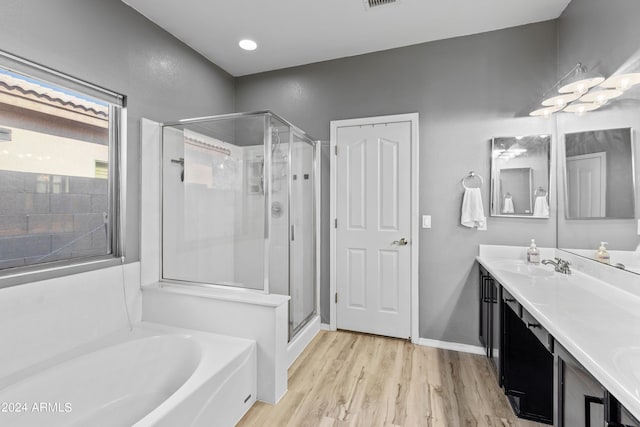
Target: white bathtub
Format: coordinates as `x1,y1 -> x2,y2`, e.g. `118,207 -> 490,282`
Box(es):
0,322 -> 256,427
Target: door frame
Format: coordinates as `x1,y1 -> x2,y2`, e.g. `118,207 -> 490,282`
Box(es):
329,113 -> 420,343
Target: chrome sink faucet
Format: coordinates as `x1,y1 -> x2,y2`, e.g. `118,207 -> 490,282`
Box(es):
542,257 -> 572,274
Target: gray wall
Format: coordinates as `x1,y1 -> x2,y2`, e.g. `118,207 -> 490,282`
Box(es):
556,0 -> 640,251
0,0 -> 235,262
237,22 -> 558,344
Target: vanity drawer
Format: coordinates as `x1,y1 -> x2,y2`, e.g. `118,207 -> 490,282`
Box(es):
503,289 -> 521,317
522,308 -> 553,353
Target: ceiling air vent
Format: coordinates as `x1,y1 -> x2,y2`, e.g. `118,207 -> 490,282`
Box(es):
365,0 -> 398,9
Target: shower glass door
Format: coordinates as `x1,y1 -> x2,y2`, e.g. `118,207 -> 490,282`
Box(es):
268,118 -> 290,297
289,131 -> 316,338
162,114 -> 267,290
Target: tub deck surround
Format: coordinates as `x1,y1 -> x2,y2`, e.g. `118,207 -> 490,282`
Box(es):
0,322 -> 257,427
142,282 -> 291,404
0,262 -> 142,379
477,245 -> 640,421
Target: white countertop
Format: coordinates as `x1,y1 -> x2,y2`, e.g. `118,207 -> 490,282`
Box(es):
477,246 -> 640,421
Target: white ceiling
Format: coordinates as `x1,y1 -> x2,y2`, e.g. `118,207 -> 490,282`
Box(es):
123,0 -> 571,77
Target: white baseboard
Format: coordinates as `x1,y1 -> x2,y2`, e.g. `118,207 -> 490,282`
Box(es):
319,322 -> 333,331
417,338 -> 485,355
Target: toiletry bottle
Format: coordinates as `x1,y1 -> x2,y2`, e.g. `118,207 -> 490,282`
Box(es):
596,242 -> 610,264
527,239 -> 540,264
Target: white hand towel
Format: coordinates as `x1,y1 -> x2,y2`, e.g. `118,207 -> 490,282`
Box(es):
461,187 -> 486,228
533,195 -> 550,217
503,197 -> 514,214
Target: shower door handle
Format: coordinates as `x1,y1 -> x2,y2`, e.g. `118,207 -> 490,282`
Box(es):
291,225 -> 295,241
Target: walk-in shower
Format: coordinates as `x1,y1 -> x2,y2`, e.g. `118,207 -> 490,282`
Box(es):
161,111 -> 318,339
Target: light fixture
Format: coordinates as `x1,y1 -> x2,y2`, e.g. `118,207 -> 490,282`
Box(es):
239,39 -> 257,51
541,92 -> 581,108
564,103 -> 601,114
600,73 -> 640,91
558,64 -> 604,94
529,62 -> 640,117
530,63 -> 612,117
529,106 -> 563,118
579,89 -> 623,105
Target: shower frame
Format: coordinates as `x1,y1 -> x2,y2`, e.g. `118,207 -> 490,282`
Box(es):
160,111 -> 320,340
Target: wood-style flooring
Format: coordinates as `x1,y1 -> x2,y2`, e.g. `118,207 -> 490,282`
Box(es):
237,330 -> 545,427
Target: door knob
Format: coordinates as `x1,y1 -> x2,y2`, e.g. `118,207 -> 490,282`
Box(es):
392,238 -> 409,246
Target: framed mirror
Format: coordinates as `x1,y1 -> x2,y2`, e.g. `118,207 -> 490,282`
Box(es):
490,135 -> 551,218
563,128 -> 635,219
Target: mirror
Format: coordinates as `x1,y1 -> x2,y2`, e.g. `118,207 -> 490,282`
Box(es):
558,125 -> 640,270
491,135 -> 551,218
563,128 -> 635,219
553,0 -> 640,274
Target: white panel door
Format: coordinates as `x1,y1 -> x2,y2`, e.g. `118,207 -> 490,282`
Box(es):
335,121 -> 411,338
567,153 -> 606,218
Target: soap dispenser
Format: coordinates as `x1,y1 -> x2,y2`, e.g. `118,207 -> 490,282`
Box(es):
596,242 -> 610,264
527,239 -> 540,264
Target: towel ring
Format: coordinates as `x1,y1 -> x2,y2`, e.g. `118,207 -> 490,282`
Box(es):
461,171 -> 484,189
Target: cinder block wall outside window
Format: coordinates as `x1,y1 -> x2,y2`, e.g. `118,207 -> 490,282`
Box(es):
0,171 -> 108,269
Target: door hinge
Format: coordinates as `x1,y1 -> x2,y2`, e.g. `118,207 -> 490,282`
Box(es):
334,218 -> 337,228
335,292 -> 338,304
334,146 -> 338,155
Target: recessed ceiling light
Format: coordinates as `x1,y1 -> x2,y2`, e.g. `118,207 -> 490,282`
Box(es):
239,39 -> 257,51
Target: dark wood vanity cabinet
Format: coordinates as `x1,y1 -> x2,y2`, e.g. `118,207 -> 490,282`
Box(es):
479,265 -> 553,425
478,263 -> 640,426
606,394 -> 640,427
479,265 -> 501,382
503,302 -> 554,424
556,341 -> 605,426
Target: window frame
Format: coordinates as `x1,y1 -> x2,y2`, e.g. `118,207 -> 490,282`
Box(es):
0,50 -> 127,289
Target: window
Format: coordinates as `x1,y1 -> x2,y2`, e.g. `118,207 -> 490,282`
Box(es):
0,53 -> 124,272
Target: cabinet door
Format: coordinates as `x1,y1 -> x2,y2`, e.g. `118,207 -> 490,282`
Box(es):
503,303 -> 554,424
490,280 -> 501,381
606,393 -> 640,427
558,349 -> 605,427
479,268 -> 491,355
621,406 -> 640,426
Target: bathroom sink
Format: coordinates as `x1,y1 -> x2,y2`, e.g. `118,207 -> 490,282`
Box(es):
494,261 -> 555,278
